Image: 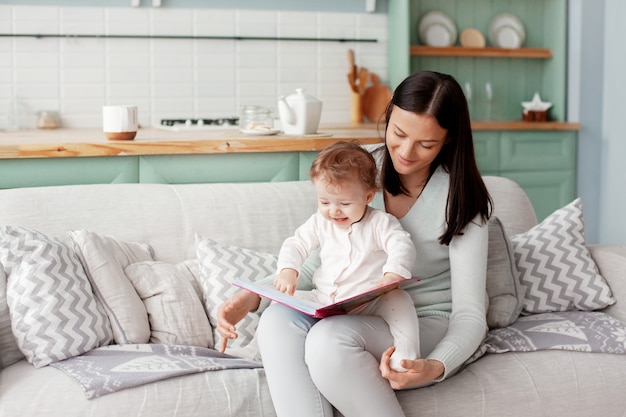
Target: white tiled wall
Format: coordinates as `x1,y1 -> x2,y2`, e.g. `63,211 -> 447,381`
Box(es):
0,5 -> 388,129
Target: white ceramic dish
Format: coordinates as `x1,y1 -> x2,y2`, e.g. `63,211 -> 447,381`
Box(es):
488,13 -> 525,48
423,23 -> 455,47
240,128 -> 280,136
418,11 -> 457,47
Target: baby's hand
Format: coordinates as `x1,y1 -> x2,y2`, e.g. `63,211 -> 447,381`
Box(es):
378,272 -> 404,287
274,268 -> 298,295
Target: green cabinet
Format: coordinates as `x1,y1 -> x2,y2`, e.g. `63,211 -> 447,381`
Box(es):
138,153 -> 301,184
388,0 -> 568,121
387,0 -> 576,220
0,156 -> 139,188
0,153 -> 310,190
474,130 -> 576,221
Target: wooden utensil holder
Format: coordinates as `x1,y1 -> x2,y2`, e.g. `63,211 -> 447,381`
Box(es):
350,91 -> 364,125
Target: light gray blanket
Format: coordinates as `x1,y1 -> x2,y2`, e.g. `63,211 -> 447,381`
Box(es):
51,312 -> 626,399
467,311 -> 626,364
50,343 -> 262,399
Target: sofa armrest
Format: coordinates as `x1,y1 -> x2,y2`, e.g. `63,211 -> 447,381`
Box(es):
589,245 -> 626,323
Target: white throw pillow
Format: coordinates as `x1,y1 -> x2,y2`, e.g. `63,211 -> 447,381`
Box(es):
124,260 -> 213,348
510,198 -> 615,314
0,226 -> 113,368
69,230 -> 154,344
195,234 -> 276,361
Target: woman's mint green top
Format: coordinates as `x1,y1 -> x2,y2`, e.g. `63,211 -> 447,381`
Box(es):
371,164 -> 488,378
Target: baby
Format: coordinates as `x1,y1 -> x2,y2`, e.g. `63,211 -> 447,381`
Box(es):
274,141 -> 420,371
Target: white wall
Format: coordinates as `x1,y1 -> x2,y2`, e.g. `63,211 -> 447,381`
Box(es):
0,5 -> 387,129
599,0 -> 626,244
568,0 -> 626,245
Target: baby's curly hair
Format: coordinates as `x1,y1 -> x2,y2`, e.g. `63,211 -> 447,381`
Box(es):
309,141 -> 378,191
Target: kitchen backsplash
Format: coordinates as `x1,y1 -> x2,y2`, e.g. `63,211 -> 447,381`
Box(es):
0,5 -> 387,129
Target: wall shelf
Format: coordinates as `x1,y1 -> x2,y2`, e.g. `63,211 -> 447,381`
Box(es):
0,33 -> 377,43
410,45 -> 552,59
470,121 -> 580,131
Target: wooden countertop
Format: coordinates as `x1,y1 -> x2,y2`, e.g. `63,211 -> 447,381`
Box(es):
0,126 -> 385,159
0,121 -> 580,159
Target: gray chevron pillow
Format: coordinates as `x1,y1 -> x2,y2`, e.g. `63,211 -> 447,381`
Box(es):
510,198 -> 615,314
0,226 -> 113,368
195,234 -> 276,361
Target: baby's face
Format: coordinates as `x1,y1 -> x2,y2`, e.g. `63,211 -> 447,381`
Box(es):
314,177 -> 374,229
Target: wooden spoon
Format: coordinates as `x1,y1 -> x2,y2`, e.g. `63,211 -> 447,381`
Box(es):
347,49 -> 357,92
357,67 -> 370,94
347,72 -> 357,93
362,73 -> 392,123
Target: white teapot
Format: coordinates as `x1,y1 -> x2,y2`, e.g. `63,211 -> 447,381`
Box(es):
277,88 -> 323,135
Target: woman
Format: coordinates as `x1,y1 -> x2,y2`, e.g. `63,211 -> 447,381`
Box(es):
216,71 -> 492,417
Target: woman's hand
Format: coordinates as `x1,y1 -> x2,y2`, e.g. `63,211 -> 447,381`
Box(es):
379,346 -> 445,390
216,290 -> 261,352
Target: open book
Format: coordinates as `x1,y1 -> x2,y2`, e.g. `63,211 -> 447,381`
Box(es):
233,276 -> 420,319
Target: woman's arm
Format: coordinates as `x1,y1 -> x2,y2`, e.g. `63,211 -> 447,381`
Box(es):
380,216 -> 488,389
429,216 -> 488,378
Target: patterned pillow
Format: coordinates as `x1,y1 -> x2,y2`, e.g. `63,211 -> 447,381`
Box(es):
195,234 -> 276,361
0,226 -> 113,368
510,198 -> 615,314
0,266 -> 24,369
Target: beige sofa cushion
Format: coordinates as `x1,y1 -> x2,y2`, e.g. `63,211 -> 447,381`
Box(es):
486,217 -> 525,328
483,176 -> 537,235
124,260 -> 213,348
69,230 -> 154,344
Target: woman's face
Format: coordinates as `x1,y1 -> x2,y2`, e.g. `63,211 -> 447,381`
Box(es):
386,105 -> 448,177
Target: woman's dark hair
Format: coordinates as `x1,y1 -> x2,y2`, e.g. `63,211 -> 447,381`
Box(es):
379,71 -> 492,245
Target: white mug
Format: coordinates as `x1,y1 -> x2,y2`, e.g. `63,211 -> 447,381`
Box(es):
102,105 -> 138,140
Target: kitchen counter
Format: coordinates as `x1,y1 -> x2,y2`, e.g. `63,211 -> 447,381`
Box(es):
0,126 -> 385,159
0,121 -> 579,159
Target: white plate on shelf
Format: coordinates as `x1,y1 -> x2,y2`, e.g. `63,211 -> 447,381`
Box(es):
240,128 -> 280,136
418,11 -> 457,47
488,13 -> 525,48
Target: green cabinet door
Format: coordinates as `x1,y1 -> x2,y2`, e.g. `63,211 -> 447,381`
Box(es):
498,131 -> 576,221
138,153 -> 301,184
0,156 -> 139,189
501,170 -> 575,222
473,131 -> 500,176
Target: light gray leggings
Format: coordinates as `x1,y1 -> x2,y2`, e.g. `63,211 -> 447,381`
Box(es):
256,303 -> 449,417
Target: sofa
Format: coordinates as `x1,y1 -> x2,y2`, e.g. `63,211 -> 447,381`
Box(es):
1,176 -> 625,417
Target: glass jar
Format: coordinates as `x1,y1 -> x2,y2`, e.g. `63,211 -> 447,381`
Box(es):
239,105 -> 273,131
37,111 -> 60,129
